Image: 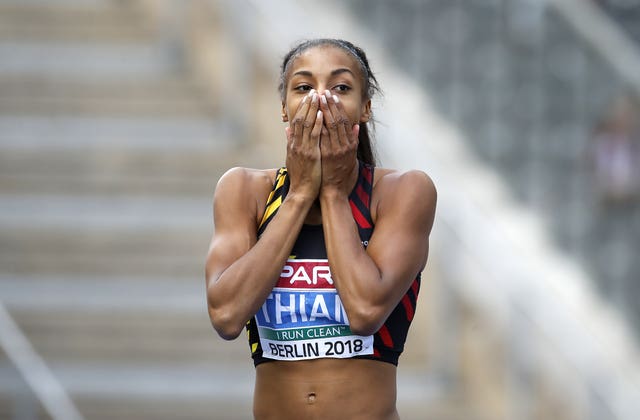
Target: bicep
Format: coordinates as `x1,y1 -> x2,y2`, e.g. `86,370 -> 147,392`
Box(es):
206,229 -> 257,287
205,168 -> 260,286
366,172 -> 436,297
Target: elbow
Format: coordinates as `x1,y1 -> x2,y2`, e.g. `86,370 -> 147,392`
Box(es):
349,321 -> 381,337
206,281 -> 245,340
208,306 -> 244,340
347,306 -> 386,336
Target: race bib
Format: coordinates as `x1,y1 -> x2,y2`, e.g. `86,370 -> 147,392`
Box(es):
256,259 -> 373,361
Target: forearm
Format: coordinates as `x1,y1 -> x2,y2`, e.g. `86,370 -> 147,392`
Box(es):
207,193 -> 313,339
320,191 -> 385,335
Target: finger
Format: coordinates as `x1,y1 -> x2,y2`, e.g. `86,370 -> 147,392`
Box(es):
285,126 -> 293,147
351,124 -> 360,145
320,90 -> 340,147
292,91 -> 313,140
329,93 -> 351,145
310,110 -> 323,147
285,126 -> 295,160
302,91 -> 320,142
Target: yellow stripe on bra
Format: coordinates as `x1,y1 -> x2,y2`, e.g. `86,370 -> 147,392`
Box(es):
260,195 -> 282,227
258,168 -> 287,228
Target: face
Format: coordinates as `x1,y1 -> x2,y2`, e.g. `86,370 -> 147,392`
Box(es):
281,45 -> 371,126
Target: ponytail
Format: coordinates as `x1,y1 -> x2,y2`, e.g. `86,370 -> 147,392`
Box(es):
357,122 -> 376,166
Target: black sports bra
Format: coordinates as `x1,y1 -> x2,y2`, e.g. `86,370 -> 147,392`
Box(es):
246,161 -> 421,366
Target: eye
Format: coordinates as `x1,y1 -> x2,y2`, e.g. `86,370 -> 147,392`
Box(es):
333,84 -> 352,93
294,84 -> 313,92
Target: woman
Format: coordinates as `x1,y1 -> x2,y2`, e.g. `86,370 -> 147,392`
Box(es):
206,39 -> 437,420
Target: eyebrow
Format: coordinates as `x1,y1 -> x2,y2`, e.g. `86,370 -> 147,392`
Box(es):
292,68 -> 355,78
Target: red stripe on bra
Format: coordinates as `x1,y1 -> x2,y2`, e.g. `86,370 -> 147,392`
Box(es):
355,184 -> 369,208
349,199 -> 372,229
401,294 -> 414,322
362,165 -> 372,184
377,325 -> 394,348
411,279 -> 419,296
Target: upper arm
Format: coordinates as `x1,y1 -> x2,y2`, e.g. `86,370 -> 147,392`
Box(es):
205,167 -> 261,288
366,170 -> 437,301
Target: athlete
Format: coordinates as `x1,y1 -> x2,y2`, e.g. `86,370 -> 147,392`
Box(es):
205,39 -> 437,420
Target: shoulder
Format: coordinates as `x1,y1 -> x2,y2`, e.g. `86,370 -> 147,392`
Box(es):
215,167 -> 279,199
370,168 -> 437,225
213,167 -> 280,223
216,166 -> 278,189
372,167 -> 436,205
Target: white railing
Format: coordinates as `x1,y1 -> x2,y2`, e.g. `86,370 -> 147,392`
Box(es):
552,0 -> 640,96
0,303 -> 85,420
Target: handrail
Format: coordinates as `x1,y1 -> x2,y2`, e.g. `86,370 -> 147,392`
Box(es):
0,303 -> 85,420
552,0 -> 640,96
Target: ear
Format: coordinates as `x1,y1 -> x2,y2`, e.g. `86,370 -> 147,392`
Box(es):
281,101 -> 289,122
359,99 -> 372,123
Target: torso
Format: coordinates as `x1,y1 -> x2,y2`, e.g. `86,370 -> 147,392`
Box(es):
254,359 -> 399,420
247,165 -> 406,420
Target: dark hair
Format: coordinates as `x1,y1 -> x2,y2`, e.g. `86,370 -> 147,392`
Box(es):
279,39 -> 381,166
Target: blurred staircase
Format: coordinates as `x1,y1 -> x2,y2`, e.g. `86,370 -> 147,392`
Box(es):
0,1 -> 487,419
0,1 -> 256,419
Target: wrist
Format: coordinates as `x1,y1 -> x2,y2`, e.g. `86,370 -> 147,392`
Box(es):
319,188 -> 348,205
284,191 -> 316,209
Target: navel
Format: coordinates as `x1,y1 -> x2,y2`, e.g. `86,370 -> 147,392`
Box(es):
307,392 -> 317,405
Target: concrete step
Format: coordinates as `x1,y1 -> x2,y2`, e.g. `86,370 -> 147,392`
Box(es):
8,310 -> 233,365
6,306 -> 246,365
0,273 -> 247,363
0,140 -> 233,196
0,360 -> 255,420
0,116 -> 234,149
0,192 -> 212,277
0,226 -> 209,279
0,194 -> 210,230
0,41 -> 174,81
0,77 -> 216,117
0,275 -> 205,313
0,166 -> 222,197
0,2 -> 153,43
0,115 -> 247,195
0,147 -> 236,192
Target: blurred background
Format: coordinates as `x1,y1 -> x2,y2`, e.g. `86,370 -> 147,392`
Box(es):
0,0 -> 639,419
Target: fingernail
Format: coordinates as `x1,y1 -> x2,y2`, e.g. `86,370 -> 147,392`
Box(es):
333,95 -> 339,103
325,90 -> 331,97
312,93 -> 318,102
321,94 -> 327,105
317,110 -> 323,118
302,95 -> 308,104
310,89 -> 316,96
